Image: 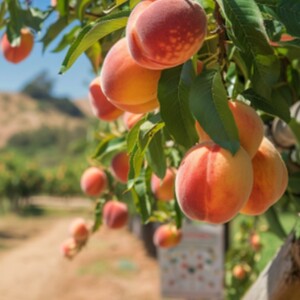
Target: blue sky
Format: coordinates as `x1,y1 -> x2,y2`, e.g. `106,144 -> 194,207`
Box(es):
0,0 -> 95,100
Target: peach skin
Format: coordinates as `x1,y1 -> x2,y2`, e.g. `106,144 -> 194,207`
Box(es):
102,200 -> 129,229
111,152 -> 130,184
153,224 -> 182,248
151,168 -> 176,201
126,0 -> 207,69
100,38 -> 161,113
175,141 -> 253,224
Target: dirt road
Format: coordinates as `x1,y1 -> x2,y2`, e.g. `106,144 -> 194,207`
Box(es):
0,215 -> 161,300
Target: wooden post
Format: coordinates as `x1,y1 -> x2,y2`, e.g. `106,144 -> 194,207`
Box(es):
243,231 -> 300,300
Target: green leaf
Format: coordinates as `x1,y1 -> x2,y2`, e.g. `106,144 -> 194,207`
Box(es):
241,88 -> 291,122
289,118 -> 300,145
264,206 -> 287,240
127,144 -> 144,185
129,0 -> 140,9
0,2 -> 6,28
92,199 -> 105,233
85,42 -> 102,74
126,117 -> 145,153
41,16 -> 70,52
75,0 -> 93,22
174,196 -> 183,229
146,130 -> 166,179
23,8 -> 50,32
59,11 -> 129,74
277,0 -> 300,38
6,0 -> 23,42
57,0 -> 69,17
52,25 -> 80,53
189,68 -> 240,154
158,62 -> 198,149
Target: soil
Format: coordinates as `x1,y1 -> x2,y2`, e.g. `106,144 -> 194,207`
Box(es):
0,197 -> 162,300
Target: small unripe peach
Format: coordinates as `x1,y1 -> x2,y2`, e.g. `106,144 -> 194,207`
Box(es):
69,218 -> 90,242
60,237 -> 77,259
196,100 -> 264,158
100,38 -> 161,113
80,167 -> 107,197
151,168 -> 176,201
126,0 -> 207,70
111,152 -> 130,184
102,201 -> 129,229
1,28 -> 34,64
123,112 -> 144,130
176,142 -> 253,224
233,265 -> 247,280
153,224 -> 182,248
240,137 -> 288,216
89,77 -> 124,121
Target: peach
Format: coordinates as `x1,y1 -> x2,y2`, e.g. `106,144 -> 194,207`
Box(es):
80,166 -> 107,197
102,200 -> 129,229
175,141 -> 253,224
123,112 -> 144,130
233,265 -> 247,280
111,152 -> 130,183
151,168 -> 176,201
100,38 -> 161,113
250,233 -> 262,251
69,218 -> 90,242
240,137 -> 288,216
126,0 -> 207,70
1,28 -> 34,64
153,224 -> 182,248
196,100 -> 264,158
60,237 -> 77,259
89,77 -> 124,121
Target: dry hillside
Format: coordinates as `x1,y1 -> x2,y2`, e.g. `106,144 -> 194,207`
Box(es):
0,92 -> 91,148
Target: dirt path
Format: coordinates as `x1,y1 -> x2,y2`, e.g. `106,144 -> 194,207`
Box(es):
0,216 -> 161,300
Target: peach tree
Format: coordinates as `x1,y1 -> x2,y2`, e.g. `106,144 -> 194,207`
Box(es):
1,0 -> 300,297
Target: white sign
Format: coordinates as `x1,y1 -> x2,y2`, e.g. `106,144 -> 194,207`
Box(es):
158,221 -> 224,300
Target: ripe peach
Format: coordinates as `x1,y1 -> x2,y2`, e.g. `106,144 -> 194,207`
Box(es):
60,237 -> 77,259
111,152 -> 130,184
126,0 -> 207,70
153,224 -> 182,248
100,38 -> 161,113
69,218 -> 90,242
1,28 -> 34,64
240,137 -> 288,216
89,77 -> 124,121
175,141 -> 253,224
196,100 -> 264,158
123,112 -> 144,130
102,201 -> 129,229
151,168 -> 176,201
233,265 -> 247,280
80,166 -> 107,197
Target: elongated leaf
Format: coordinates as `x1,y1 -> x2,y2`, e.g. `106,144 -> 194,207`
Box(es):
174,196 -> 183,229
190,69 -> 240,154
60,11 -> 129,74
241,88 -> 291,122
146,130 -> 166,179
277,0 -> 300,38
85,42 -> 102,73
126,117 -> 145,153
75,0 -> 93,22
265,206 -> 287,240
52,25 -> 80,52
23,8 -> 50,32
57,0 -> 69,17
92,199 -> 105,232
158,63 -> 198,149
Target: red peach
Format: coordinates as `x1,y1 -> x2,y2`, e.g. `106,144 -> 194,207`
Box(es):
233,265 -> 247,280
89,77 -> 124,121
175,141 -> 253,224
1,28 -> 34,64
151,168 -> 176,201
196,100 -> 264,158
60,237 -> 77,259
126,0 -> 207,70
111,152 -> 130,184
102,201 -> 129,229
240,137 -> 288,216
153,224 -> 182,248
123,112 -> 144,130
100,38 -> 161,113
69,218 -> 90,242
80,167 -> 107,197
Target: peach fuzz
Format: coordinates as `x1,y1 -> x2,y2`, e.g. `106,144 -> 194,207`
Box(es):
111,152 -> 130,183
123,112 -> 144,130
100,38 -> 161,113
1,28 -> 34,64
151,168 -> 176,201
126,0 -> 207,70
89,77 -> 123,121
153,224 -> 182,248
102,201 -> 129,229
80,166 -> 107,197
196,100 -> 264,158
175,141 -> 253,224
240,137 -> 288,216
69,218 -> 90,242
